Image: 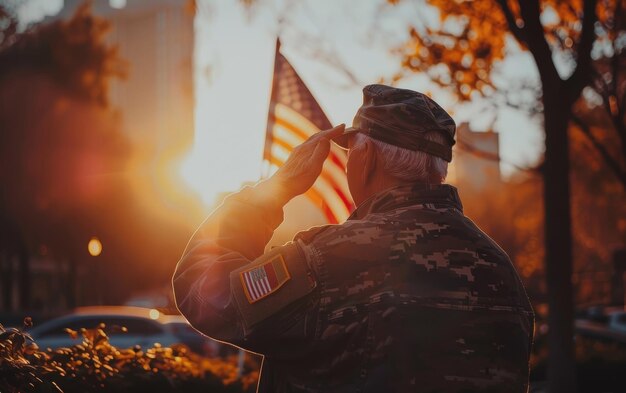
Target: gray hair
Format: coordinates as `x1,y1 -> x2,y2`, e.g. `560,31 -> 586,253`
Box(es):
352,132 -> 448,183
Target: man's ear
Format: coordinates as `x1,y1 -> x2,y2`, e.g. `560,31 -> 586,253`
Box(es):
361,138 -> 377,185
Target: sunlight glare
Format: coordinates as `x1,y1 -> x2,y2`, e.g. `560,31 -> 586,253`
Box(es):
179,151 -> 224,207
109,0 -> 127,9
180,1 -> 275,208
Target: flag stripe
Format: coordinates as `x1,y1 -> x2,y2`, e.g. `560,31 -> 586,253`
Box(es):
251,271 -> 264,298
252,278 -> 263,298
254,269 -> 267,296
244,272 -> 258,300
258,276 -> 268,294
247,273 -> 259,299
253,273 -> 266,297
262,277 -> 272,293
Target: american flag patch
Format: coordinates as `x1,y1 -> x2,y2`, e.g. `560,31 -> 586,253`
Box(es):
240,254 -> 291,303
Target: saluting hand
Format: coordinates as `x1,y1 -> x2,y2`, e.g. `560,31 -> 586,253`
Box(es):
260,124 -> 346,205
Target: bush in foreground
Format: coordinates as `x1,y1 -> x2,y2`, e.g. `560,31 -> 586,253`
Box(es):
0,318 -> 258,393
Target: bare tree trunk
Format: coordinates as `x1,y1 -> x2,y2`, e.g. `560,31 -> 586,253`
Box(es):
543,89 -> 577,393
67,257 -> 77,309
1,250 -> 13,310
18,237 -> 30,310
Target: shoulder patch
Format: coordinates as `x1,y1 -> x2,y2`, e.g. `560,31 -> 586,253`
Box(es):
230,241 -> 317,330
240,254 -> 291,303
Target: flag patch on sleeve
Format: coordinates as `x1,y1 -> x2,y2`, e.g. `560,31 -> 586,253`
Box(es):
240,254 -> 291,303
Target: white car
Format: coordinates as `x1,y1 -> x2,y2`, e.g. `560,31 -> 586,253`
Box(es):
29,306 -> 185,350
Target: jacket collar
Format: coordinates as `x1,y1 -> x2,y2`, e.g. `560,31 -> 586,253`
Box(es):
348,183 -> 463,220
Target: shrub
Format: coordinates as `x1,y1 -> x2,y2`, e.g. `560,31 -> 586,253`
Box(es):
0,318 -> 258,393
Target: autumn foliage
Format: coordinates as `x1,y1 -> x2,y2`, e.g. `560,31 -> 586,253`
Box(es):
393,1 -> 623,101
0,319 -> 258,393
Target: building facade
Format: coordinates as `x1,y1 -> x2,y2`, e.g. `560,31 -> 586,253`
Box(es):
58,0 -> 195,154
448,122 -> 501,190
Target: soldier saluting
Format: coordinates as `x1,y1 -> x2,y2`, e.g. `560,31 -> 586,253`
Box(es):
173,84 -> 534,393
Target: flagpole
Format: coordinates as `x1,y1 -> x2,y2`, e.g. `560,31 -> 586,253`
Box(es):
260,38 -> 282,180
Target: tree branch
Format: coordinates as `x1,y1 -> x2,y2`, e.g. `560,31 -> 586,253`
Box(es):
495,0 -> 527,46
620,58 -> 626,128
594,68 -> 620,128
280,5 -> 364,88
610,0 -> 625,158
571,114 -> 626,189
566,0 -> 599,103
619,13 -> 626,112
517,0 -> 561,84
590,67 -> 609,98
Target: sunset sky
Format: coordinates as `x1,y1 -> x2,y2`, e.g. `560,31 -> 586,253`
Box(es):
16,0 -> 544,207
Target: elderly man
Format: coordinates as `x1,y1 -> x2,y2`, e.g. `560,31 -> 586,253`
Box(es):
172,84 -> 534,392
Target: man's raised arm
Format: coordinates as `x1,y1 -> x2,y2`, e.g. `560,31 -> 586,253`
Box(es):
171,124 -> 345,351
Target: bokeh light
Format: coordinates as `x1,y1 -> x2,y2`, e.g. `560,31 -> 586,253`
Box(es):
87,237 -> 102,257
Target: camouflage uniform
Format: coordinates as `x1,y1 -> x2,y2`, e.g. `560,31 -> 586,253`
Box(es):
172,182 -> 535,393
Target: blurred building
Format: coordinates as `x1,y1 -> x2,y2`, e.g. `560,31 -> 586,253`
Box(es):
449,122 -> 501,190
0,251 -> 87,313
56,0 -> 195,154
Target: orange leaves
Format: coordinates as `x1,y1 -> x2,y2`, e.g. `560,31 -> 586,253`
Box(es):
1,322 -> 259,392
394,0 -> 623,101
393,0 -> 509,100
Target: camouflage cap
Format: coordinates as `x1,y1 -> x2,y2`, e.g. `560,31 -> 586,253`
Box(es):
334,84 -> 456,162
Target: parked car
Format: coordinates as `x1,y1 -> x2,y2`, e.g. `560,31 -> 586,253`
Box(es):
608,311 -> 626,334
162,315 -> 250,375
28,306 -> 203,351
161,315 -> 223,356
575,306 -> 626,344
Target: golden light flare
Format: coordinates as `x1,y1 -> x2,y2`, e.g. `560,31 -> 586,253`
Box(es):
125,144 -> 205,226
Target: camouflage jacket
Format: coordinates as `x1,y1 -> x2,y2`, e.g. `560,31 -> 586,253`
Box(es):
172,183 -> 535,393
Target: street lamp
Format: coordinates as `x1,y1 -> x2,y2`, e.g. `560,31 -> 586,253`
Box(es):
88,237 -> 102,257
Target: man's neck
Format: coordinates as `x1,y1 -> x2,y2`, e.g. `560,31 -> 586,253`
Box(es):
366,175 -> 442,200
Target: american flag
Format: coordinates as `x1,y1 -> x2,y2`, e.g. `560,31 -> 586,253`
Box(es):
263,39 -> 353,224
239,254 -> 290,303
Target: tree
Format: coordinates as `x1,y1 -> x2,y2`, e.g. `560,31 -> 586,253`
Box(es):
390,1 -> 626,392
568,92 -> 626,306
0,2 -> 197,310
0,3 -> 128,309
573,13 -> 626,188
1,2 -> 204,310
